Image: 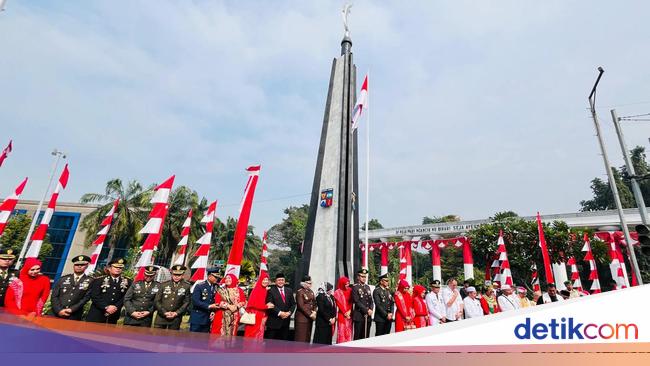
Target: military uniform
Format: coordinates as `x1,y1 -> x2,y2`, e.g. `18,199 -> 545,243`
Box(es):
124,280 -> 160,326
373,278 -> 394,336
86,258 -> 132,324
0,248 -> 18,308
189,268 -> 220,333
50,255 -> 93,320
294,276 -> 317,343
352,269 -> 374,340
154,279 -> 191,330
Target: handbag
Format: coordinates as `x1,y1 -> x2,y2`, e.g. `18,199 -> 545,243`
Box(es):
240,311 -> 256,325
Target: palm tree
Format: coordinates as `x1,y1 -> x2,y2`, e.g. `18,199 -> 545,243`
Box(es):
79,179 -> 151,264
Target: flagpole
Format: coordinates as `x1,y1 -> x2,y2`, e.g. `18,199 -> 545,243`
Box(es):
364,71 -> 370,269
18,149 -> 65,267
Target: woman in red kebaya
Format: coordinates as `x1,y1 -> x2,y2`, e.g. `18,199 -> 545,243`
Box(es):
393,280 -> 415,332
412,285 -> 429,328
333,276 -> 352,343
243,273 -> 273,340
4,258 -> 50,317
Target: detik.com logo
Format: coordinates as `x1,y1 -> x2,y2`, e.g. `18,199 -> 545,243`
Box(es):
514,317 -> 638,340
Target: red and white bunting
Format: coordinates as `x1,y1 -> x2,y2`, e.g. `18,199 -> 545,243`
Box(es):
461,237 -> 474,280
496,230 -> 513,286
536,212 -> 555,285
86,199 -> 119,274
25,164 -> 69,258
350,74 -> 368,131
594,231 -> 629,289
567,256 -> 583,291
191,200 -> 217,282
0,140 -> 12,168
0,177 -> 28,236
581,233 -> 601,293
135,175 -> 174,279
224,165 -> 260,278
379,243 -> 392,276
259,231 -> 269,277
530,263 -> 541,292
172,209 -> 193,266
397,241 -> 413,286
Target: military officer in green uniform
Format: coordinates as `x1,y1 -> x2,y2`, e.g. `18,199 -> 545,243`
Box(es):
154,265 -> 191,330
50,255 -> 93,320
123,265 -> 160,327
0,248 -> 19,308
372,273 -> 394,336
352,268 -> 374,340
86,258 -> 132,324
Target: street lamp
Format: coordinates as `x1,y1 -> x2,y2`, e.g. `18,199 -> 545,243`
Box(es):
587,67 -> 643,285
16,149 -> 67,267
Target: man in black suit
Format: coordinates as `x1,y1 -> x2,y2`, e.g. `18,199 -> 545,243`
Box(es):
50,255 -> 93,320
372,273 -> 394,336
352,268 -> 374,340
86,258 -> 132,324
265,272 -> 296,341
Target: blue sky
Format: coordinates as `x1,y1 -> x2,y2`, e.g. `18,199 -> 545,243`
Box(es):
1,1 -> 650,235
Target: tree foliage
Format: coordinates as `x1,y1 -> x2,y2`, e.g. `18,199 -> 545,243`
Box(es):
580,146 -> 650,211
0,214 -> 53,260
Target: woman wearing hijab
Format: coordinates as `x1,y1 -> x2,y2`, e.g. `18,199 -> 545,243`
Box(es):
333,276 -> 352,343
211,274 -> 247,336
243,273 -> 273,340
313,282 -> 337,344
412,285 -> 429,328
480,285 -> 500,315
394,280 -> 415,332
4,258 -> 51,316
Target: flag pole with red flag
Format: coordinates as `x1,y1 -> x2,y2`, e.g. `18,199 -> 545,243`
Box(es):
536,212 -> 555,285
0,177 -> 28,236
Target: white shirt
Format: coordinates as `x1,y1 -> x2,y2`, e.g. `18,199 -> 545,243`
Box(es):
441,287 -> 463,320
497,293 -> 520,311
541,292 -> 565,304
425,291 -> 446,323
463,296 -> 484,318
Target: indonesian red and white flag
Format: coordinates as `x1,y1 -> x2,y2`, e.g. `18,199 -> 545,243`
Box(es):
567,256 -> 582,291
530,263 -> 541,292
398,241 -> 413,286
350,74 -> 368,131
135,175 -> 174,279
0,177 -> 28,236
582,233 -> 601,293
496,230 -> 514,286
26,164 -> 69,258
224,165 -> 260,278
536,212 -> 555,285
0,140 -> 12,167
173,209 -> 193,266
86,199 -> 119,274
259,231 -> 269,276
191,200 -> 217,281
460,237 -> 474,280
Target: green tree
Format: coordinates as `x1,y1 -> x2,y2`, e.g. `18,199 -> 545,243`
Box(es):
79,179 -> 152,264
0,214 -> 53,261
266,205 -> 309,284
422,215 -> 460,225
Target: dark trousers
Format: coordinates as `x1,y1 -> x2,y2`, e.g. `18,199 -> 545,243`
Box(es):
353,318 -> 372,340
189,323 -> 210,333
265,325 -> 290,341
374,321 -> 391,336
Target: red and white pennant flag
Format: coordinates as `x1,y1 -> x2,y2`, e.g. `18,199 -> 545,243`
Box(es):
496,230 -> 513,286
191,200 -> 217,282
536,212 -> 555,285
350,74 -> 368,131
86,199 -> 119,274
173,209 -> 192,266
259,231 -> 269,277
26,164 -> 69,258
567,256 -> 583,291
135,175 -> 174,279
0,177 -> 28,236
225,165 -> 261,278
0,140 -> 12,168
582,233 -> 601,294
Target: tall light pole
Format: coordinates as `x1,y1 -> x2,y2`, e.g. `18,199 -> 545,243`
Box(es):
17,149 -> 66,267
588,67 -> 643,285
611,109 -> 650,226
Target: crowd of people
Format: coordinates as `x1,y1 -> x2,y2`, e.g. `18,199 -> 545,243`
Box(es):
0,247 -> 588,344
